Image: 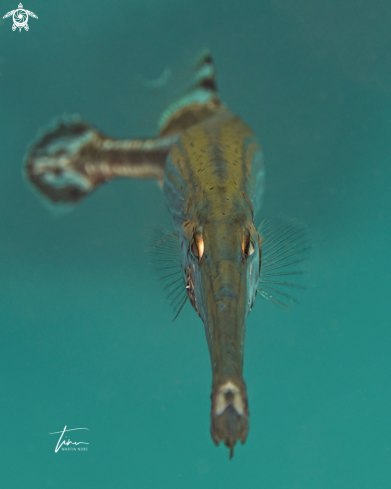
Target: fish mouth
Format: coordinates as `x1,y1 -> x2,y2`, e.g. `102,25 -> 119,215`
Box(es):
210,378 -> 249,458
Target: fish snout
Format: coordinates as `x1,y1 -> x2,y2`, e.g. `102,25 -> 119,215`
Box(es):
210,377 -> 249,458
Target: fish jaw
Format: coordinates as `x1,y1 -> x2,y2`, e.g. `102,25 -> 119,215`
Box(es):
182,219 -> 259,455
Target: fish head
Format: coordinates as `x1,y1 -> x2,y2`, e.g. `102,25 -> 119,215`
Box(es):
180,216 -> 260,320
180,212 -> 260,454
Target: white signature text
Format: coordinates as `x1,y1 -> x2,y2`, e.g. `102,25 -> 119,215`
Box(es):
49,426 -> 89,453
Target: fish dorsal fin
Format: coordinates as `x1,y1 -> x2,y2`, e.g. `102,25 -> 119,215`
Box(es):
158,49 -> 222,137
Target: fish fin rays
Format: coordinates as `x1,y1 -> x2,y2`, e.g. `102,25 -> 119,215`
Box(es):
144,225 -> 188,321
258,216 -> 311,311
158,49 -> 222,137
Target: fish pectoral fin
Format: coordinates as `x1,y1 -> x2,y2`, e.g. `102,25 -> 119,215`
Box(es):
25,115 -> 177,206
258,215 -> 311,311
145,226 -> 189,321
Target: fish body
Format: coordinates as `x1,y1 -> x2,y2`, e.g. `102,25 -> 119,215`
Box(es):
162,104 -> 264,449
25,50 -> 307,457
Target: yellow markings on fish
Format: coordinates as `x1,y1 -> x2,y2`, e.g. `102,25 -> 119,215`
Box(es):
173,112 -> 255,223
219,117 -> 252,192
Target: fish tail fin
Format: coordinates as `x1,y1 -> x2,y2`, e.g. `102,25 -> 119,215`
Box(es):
158,49 -> 222,137
25,115 -> 174,207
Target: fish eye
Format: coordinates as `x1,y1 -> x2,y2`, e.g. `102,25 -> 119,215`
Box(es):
242,236 -> 255,257
190,232 -> 204,261
191,240 -> 199,257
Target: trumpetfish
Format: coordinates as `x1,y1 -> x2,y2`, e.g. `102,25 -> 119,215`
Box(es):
25,50 -> 309,458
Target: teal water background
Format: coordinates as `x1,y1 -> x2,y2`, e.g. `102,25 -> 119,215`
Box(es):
1,0 -> 391,487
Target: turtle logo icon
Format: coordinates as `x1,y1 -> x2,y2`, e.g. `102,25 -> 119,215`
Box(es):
3,3 -> 38,31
